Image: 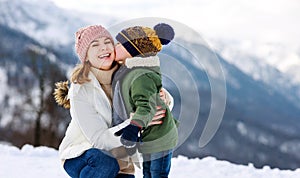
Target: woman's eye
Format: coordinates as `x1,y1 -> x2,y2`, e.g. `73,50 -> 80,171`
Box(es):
92,44 -> 99,47
104,41 -> 112,44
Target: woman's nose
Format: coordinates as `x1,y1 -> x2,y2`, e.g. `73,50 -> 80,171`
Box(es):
101,45 -> 106,51
100,44 -> 109,51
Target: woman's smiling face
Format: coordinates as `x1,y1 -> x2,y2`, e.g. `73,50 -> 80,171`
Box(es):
86,37 -> 115,70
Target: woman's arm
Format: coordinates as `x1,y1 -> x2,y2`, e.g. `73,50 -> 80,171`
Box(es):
70,84 -> 124,151
160,88 -> 174,111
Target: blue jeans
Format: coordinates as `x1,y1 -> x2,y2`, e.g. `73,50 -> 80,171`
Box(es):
63,148 -> 120,178
115,174 -> 135,178
142,150 -> 173,178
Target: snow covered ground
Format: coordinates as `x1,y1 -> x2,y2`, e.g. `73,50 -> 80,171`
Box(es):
0,144 -> 299,178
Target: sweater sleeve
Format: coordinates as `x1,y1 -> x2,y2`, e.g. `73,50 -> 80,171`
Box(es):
70,84 -> 129,151
130,74 -> 159,128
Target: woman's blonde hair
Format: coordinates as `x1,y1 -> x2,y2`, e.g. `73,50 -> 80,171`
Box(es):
53,61 -> 91,109
70,61 -> 91,84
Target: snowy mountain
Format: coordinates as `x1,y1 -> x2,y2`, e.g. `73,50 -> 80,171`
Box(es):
0,23 -> 72,148
211,39 -> 300,108
1,0 -> 300,170
1,144 -> 300,178
161,41 -> 300,169
214,40 -> 300,84
0,0 -> 117,48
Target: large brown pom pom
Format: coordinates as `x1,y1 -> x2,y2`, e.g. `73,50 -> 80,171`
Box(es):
53,81 -> 70,109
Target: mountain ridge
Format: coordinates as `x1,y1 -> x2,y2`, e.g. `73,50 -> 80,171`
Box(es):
0,0 -> 299,169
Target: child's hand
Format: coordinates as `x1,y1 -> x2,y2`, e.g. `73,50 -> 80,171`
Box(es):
119,124 -> 140,148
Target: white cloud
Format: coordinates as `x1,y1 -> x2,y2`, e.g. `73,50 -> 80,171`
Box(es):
50,0 -> 300,48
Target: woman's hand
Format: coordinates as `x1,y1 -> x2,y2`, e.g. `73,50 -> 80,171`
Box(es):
160,88 -> 171,106
127,106 -> 166,127
148,106 -> 166,126
110,146 -> 129,159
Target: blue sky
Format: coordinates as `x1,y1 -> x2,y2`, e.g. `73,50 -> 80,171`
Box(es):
50,0 -> 300,48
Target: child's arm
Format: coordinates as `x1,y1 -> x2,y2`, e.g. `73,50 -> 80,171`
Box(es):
117,73 -> 161,150
129,74 -> 159,128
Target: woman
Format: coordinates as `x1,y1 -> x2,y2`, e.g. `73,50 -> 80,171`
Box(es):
54,25 -> 170,178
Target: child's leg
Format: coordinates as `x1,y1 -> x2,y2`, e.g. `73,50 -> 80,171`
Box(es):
142,153 -> 152,178
142,150 -> 173,178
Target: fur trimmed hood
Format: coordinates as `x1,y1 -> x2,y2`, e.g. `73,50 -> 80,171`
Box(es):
125,56 -> 160,69
53,80 -> 70,109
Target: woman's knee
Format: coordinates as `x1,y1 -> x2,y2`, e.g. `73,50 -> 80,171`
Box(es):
87,149 -> 119,167
84,148 -> 120,177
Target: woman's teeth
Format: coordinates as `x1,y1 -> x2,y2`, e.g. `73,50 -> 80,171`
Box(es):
99,53 -> 110,59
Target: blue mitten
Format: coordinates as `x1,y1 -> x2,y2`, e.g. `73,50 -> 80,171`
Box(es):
120,124 -> 140,148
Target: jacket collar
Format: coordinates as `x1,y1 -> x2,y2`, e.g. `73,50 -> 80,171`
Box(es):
88,71 -> 102,89
125,56 -> 160,69
71,72 -> 108,99
88,71 -> 112,108
70,72 -> 102,96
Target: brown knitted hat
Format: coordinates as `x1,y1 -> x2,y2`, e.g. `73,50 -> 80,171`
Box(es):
115,23 -> 175,57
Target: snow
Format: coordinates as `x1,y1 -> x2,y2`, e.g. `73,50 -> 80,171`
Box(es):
0,144 -> 299,178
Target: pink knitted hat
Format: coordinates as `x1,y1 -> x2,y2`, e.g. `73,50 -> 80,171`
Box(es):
75,25 -> 114,63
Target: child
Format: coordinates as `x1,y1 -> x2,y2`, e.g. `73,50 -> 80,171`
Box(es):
112,23 -> 178,178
